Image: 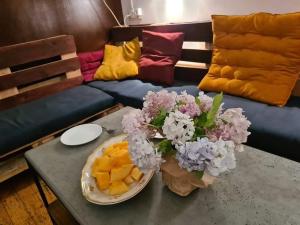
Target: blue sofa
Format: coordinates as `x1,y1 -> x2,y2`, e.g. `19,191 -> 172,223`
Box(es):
0,80 -> 200,158
1,78 -> 299,163
0,85 -> 114,157
88,79 -> 300,162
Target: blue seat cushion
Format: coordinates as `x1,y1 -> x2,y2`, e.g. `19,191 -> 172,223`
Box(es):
0,85 -> 114,156
165,85 -> 200,96
88,80 -> 200,108
88,80 -> 162,108
207,93 -> 300,162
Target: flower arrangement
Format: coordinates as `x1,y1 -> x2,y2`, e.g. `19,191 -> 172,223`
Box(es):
122,90 -> 251,181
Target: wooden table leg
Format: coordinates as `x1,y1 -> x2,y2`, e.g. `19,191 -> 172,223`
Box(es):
26,159 -> 79,225
26,160 -> 56,224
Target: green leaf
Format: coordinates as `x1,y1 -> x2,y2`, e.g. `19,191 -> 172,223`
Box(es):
204,92 -> 223,128
193,113 -> 208,140
194,170 -> 204,179
150,109 -> 168,128
194,112 -> 208,127
192,127 -> 205,140
157,139 -> 175,156
195,96 -> 201,106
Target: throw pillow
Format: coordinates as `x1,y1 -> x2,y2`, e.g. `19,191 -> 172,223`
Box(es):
138,30 -> 184,85
94,38 -> 141,80
78,50 -> 104,82
199,12 -> 300,106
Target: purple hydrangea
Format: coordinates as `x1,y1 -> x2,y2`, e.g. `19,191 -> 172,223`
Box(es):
142,90 -> 177,119
122,109 -> 147,135
176,137 -> 236,176
127,133 -> 163,171
121,90 -> 251,174
176,91 -> 201,117
198,91 -> 213,112
207,108 -> 251,145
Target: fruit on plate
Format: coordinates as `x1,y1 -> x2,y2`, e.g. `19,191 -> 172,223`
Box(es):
109,181 -> 129,195
110,164 -> 134,182
95,172 -> 110,190
124,175 -> 134,185
92,155 -> 113,176
92,141 -> 144,196
131,167 -> 143,181
103,141 -> 128,156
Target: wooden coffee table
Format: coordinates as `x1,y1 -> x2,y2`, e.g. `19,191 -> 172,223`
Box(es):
25,107 -> 300,225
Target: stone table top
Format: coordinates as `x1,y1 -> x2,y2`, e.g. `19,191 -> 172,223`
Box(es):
25,107 -> 300,225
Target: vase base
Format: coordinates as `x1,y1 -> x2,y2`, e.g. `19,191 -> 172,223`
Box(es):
160,156 -> 215,197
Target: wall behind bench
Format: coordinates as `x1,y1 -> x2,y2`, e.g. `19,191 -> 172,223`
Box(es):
122,0 -> 300,25
0,0 -> 123,52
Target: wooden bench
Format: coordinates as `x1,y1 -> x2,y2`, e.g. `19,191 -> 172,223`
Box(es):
0,35 -> 122,182
0,35 -> 83,111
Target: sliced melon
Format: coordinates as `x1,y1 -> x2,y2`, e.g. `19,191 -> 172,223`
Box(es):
109,181 -> 129,196
95,172 -> 110,190
92,155 -> 113,176
131,167 -> 143,181
124,175 -> 134,185
111,150 -> 132,167
103,146 -> 123,157
113,141 -> 128,149
110,164 -> 134,182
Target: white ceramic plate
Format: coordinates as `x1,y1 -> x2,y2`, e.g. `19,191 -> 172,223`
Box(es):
81,134 -> 155,205
60,124 -> 102,146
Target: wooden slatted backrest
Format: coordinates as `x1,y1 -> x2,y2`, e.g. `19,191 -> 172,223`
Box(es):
110,22 -> 212,83
0,35 -> 83,110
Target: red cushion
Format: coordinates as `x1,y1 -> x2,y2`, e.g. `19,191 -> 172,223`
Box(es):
142,30 -> 184,61
139,55 -> 175,85
78,50 -> 104,82
138,30 -> 184,85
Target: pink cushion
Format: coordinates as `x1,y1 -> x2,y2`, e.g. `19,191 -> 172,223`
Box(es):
139,30 -> 184,85
78,50 -> 104,82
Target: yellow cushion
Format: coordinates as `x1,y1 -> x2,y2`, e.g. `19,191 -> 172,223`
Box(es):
94,38 -> 141,80
199,12 -> 300,106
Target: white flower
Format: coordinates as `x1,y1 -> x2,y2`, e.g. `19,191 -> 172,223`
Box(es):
162,110 -> 195,145
205,140 -> 236,176
176,137 -> 236,176
127,133 -> 162,171
235,144 -> 244,152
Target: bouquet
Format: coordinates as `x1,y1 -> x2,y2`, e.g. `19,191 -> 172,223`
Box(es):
122,90 -> 251,179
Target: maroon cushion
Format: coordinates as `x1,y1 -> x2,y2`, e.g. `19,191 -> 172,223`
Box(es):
142,30 -> 184,61
138,30 -> 184,85
139,55 -> 175,85
78,50 -> 104,82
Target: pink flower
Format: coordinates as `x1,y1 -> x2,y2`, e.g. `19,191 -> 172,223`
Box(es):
198,92 -> 213,112
207,108 -> 251,145
176,91 -> 201,117
122,109 -> 147,135
142,90 -> 177,119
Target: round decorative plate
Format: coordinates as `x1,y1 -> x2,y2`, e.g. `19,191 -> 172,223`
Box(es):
60,124 -> 102,146
81,134 -> 155,205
